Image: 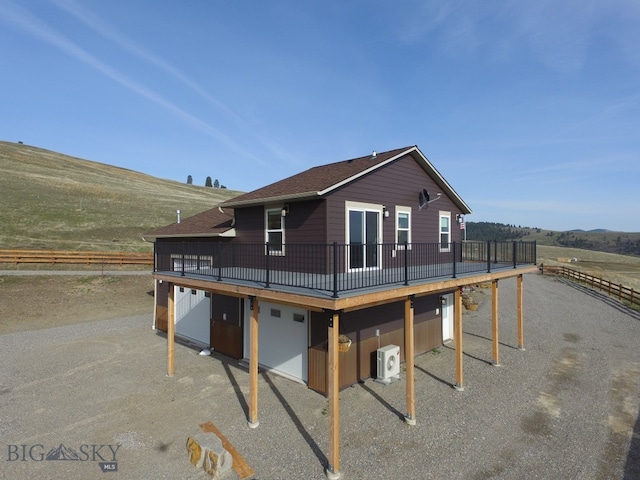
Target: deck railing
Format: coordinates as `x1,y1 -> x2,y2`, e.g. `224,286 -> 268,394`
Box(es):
155,240 -> 536,297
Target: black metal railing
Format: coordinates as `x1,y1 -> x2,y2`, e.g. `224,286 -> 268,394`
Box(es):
155,240 -> 536,298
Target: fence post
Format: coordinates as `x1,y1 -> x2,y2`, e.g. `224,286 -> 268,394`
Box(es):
332,242 -> 339,298
265,243 -> 270,288
487,241 -> 491,273
512,241 -> 517,269
181,241 -> 185,276
452,242 -> 457,279
404,241 -> 409,286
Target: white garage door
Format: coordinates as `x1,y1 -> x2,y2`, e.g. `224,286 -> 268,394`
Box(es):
244,300 -> 308,383
174,286 -> 210,346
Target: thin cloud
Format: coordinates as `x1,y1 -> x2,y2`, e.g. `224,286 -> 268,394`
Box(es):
0,1 -> 266,166
50,0 -> 242,124
50,0 -> 304,168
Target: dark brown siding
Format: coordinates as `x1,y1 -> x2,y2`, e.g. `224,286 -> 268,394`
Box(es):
307,293 -> 447,393
234,200 -> 327,244
325,154 -> 463,244
155,280 -> 169,332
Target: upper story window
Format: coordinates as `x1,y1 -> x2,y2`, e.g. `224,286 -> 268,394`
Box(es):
439,212 -> 451,252
396,207 -> 411,248
265,208 -> 284,255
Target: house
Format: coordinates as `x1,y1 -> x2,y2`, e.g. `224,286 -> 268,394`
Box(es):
145,145 -> 537,478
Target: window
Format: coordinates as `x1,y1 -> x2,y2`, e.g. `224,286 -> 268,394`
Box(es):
265,208 -> 285,255
439,212 -> 451,252
396,207 -> 411,248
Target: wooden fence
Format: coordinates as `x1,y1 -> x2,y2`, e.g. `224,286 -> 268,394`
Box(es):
0,249 -> 153,266
541,264 -> 640,309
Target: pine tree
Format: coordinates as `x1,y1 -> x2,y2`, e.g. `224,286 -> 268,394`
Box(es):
187,175 -> 193,185
205,176 -> 212,187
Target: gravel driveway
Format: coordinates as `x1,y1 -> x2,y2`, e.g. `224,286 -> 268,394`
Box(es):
1,273 -> 640,479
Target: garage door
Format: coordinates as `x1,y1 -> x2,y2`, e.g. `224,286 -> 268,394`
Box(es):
174,286 -> 210,346
244,300 -> 308,383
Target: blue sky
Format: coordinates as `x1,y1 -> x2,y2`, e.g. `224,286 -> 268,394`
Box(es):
1,1 -> 639,231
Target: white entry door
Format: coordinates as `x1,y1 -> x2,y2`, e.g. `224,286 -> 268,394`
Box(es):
442,293 -> 454,342
244,300 -> 308,383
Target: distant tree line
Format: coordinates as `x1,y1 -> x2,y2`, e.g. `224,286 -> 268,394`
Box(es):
467,221 -> 640,256
186,175 -> 226,189
554,231 -> 640,255
465,222 -> 538,242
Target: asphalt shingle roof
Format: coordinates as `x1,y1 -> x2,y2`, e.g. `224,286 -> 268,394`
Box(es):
220,146 -> 412,207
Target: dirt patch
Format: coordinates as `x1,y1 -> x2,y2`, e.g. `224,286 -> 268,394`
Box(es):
0,274 -> 154,334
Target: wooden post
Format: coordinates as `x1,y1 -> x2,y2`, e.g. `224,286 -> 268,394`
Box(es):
454,287 -> 464,391
492,280 -> 500,366
248,297 -> 259,428
517,275 -> 524,350
404,297 -> 416,425
327,311 -> 340,478
167,283 -> 175,377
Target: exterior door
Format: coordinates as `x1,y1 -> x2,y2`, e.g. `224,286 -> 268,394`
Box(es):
441,293 -> 454,342
348,209 -> 381,270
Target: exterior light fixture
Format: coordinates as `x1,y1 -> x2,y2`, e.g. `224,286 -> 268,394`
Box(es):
281,205 -> 289,217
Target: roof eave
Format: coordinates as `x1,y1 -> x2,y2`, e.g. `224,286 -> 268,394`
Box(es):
143,229 -> 236,242
220,191 -> 321,208
410,147 -> 473,214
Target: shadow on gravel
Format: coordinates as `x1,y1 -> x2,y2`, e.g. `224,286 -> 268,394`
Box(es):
557,278 -> 640,321
443,344 -> 493,366
261,372 -> 328,470
625,408 -> 640,479
359,382 -> 405,421
222,360 -> 249,420
414,364 -> 454,389
463,330 -> 520,350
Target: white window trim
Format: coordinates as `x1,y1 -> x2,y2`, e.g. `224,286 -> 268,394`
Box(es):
345,201 -> 383,272
439,211 -> 451,253
265,207 -> 285,256
395,206 -> 412,250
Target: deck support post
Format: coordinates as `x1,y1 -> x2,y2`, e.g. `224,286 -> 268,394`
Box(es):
327,311 -> 341,479
404,296 -> 416,425
492,280 -> 500,366
517,275 -> 525,350
454,287 -> 464,391
248,296 -> 260,428
167,282 -> 175,377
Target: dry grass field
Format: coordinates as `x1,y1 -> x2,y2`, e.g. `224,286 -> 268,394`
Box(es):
537,244 -> 640,291
0,141 -> 241,251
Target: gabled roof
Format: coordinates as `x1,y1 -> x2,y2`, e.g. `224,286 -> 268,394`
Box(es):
143,207 -> 235,240
220,146 -> 472,214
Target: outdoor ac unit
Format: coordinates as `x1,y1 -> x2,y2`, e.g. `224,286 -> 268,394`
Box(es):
377,344 -> 400,383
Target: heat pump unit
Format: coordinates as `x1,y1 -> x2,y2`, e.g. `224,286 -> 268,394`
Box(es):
377,344 -> 400,383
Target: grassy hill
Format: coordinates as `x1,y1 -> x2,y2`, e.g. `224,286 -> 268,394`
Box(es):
0,141 -> 242,251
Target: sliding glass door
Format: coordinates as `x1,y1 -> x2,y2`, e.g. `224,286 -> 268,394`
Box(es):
348,209 -> 381,270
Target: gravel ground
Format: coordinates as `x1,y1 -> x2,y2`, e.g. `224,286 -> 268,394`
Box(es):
1,273 -> 640,479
